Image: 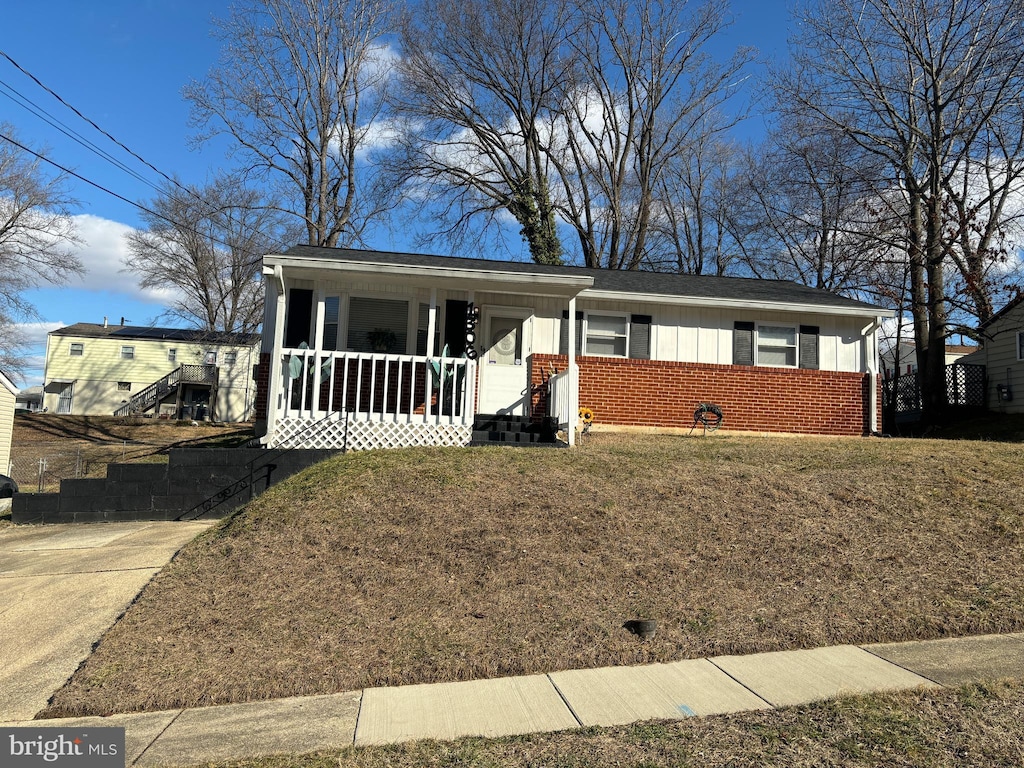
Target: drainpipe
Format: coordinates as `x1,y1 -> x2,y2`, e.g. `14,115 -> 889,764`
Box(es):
862,316 -> 883,435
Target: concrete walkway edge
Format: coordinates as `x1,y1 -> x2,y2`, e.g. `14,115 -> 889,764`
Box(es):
6,632 -> 1024,767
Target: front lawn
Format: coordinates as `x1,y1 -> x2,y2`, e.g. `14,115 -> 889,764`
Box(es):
41,433 -> 1024,718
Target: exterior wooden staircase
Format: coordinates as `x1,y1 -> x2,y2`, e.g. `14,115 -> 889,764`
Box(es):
113,364 -> 218,417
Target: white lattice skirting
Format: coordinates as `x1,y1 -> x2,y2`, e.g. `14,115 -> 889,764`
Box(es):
270,418 -> 473,451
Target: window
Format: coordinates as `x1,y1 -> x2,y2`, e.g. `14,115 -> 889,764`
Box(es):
120,346 -> 134,360
69,342 -> 83,356
1018,331 -> 1024,361
734,322 -> 819,368
204,351 -> 218,365
347,296 -> 409,353
584,313 -> 628,356
167,348 -> 177,363
117,382 -> 131,391
757,325 -> 797,367
323,296 -> 340,350
225,351 -> 237,365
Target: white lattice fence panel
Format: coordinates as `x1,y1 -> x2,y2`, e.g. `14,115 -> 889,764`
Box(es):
271,418 -> 472,451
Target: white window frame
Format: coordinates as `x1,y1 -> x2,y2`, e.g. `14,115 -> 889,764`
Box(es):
69,342 -> 84,356
120,345 -> 135,360
755,324 -> 798,368
204,350 -> 218,365
224,351 -> 237,365
167,348 -> 177,363
583,311 -> 629,358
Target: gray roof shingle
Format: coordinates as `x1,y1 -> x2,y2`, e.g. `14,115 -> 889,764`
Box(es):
281,245 -> 885,313
50,323 -> 260,346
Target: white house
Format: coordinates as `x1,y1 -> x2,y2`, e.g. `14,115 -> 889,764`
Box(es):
961,294 -> 1024,413
254,246 -> 892,449
0,370 -> 17,475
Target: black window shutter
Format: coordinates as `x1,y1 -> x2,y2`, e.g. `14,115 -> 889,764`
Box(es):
560,310 -> 584,355
733,321 -> 755,366
629,314 -> 652,359
799,325 -> 820,370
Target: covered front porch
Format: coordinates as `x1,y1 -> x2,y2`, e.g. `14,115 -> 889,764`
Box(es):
259,249 -> 591,450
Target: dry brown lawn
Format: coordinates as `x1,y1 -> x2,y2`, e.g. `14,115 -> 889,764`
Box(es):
40,433 -> 1024,718
9,414 -> 253,493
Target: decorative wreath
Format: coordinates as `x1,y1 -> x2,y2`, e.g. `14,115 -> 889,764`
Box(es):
579,406 -> 595,425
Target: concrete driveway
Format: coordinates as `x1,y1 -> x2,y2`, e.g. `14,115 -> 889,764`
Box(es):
0,521 -> 213,722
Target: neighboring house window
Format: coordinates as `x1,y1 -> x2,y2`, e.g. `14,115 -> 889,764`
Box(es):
204,351 -> 218,365
167,348 -> 177,363
120,346 -> 134,360
225,351 -> 237,365
117,382 -> 131,391
1018,331 -> 1024,361
69,342 -> 84,356
584,313 -> 629,356
347,296 -> 409,353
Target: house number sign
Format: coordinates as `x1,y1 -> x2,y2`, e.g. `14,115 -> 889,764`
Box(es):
465,303 -> 480,360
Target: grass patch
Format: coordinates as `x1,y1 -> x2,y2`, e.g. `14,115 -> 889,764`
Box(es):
40,434 -> 1024,718
153,681 -> 1024,767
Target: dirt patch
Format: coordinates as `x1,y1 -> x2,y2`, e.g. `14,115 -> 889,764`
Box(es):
41,434 -> 1024,717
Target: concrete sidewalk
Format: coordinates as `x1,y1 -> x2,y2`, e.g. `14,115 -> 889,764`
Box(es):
7,633 -> 1024,767
0,520 -> 213,722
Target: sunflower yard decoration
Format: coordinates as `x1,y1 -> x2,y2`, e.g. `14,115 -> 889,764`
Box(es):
579,406 -> 595,436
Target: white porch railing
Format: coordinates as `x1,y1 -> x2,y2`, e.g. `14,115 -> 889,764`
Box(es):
279,348 -> 476,426
548,369 -> 572,428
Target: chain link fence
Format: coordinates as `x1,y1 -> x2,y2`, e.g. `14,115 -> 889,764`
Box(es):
8,441 -> 160,493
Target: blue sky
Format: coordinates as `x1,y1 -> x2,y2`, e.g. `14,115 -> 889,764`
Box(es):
1,1 -> 792,386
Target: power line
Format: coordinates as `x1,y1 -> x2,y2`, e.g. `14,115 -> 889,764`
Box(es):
0,47 -> 292,253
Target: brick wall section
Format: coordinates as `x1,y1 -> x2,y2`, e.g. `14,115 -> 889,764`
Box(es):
255,352 -> 270,420
530,354 -> 876,436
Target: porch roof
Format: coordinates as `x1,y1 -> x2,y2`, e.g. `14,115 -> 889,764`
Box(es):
267,246 -> 892,317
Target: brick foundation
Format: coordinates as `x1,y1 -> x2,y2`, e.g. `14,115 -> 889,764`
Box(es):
530,354 -> 877,436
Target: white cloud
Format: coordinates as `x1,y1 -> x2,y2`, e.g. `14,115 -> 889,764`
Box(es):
61,214 -> 183,306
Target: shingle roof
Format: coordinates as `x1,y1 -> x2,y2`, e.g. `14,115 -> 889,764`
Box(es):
282,245 -> 886,313
49,323 -> 260,346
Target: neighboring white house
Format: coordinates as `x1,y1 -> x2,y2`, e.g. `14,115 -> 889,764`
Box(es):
881,341 -> 979,379
42,322 -> 261,422
0,370 -> 17,475
15,385 -> 43,413
255,246 -> 892,449
961,294 -> 1024,413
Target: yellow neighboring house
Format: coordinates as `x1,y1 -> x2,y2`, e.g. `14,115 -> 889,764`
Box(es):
42,322 -> 261,422
0,370 -> 16,474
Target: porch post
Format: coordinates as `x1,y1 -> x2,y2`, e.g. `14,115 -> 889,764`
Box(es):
427,288 -> 437,356
265,265 -> 287,444
567,295 -> 577,447
312,287 -> 325,415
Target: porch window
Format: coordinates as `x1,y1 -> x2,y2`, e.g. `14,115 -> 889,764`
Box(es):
757,325 -> 797,367
69,342 -> 83,356
347,296 -> 409,353
323,296 -> 341,350
584,313 -> 628,357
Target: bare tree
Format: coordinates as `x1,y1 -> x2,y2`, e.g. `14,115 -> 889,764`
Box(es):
0,125 -> 82,375
124,176 -> 293,334
778,0 -> 1024,420
391,0 -> 574,265
184,0 -> 393,248
549,0 -> 752,269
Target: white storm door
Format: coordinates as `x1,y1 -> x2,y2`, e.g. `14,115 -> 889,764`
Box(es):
478,309 -> 531,415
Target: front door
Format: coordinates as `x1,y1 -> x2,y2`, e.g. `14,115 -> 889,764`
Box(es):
478,310 -> 531,415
